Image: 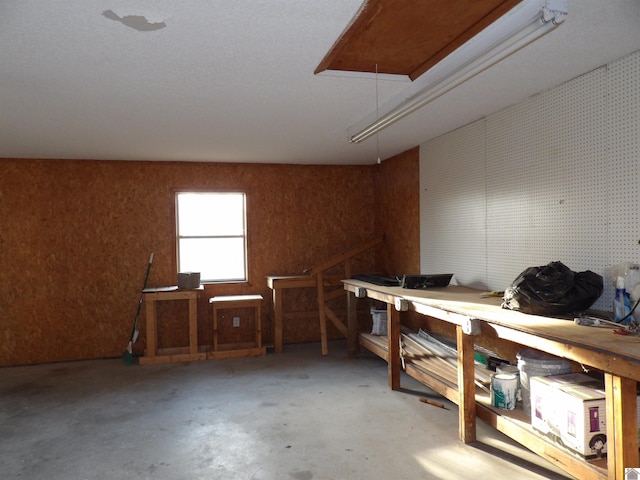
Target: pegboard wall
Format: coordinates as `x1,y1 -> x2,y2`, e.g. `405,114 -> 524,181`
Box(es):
420,49 -> 640,311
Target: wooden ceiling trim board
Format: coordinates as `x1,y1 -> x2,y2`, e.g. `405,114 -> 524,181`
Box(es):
313,0 -> 376,75
314,0 -> 524,80
409,0 -> 523,80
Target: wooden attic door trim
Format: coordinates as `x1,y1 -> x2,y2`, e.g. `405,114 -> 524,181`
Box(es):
410,0 -> 522,80
308,236 -> 384,355
314,0 -> 522,80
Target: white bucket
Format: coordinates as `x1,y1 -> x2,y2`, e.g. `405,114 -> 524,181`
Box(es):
490,373 -> 518,410
517,349 -> 572,416
496,364 -> 521,402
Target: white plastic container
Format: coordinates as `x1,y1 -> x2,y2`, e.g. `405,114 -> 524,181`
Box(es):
517,349 -> 572,415
490,373 -> 518,410
497,364 -> 521,402
370,306 -> 387,336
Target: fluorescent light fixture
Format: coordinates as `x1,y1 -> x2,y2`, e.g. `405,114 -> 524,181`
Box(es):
348,0 -> 568,144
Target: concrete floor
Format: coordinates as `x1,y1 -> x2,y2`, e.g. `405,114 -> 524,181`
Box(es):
0,341 -> 574,480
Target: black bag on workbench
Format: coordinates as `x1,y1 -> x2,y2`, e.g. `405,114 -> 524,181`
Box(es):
501,261 -> 603,316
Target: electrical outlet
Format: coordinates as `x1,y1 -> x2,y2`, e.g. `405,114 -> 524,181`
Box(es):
233,317 -> 240,327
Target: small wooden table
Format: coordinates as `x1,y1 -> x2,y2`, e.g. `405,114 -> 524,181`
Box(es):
139,286 -> 206,365
209,294 -> 266,359
267,276 -> 317,353
267,275 -> 344,353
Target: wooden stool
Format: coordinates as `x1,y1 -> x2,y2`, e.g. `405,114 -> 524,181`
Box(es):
209,294 -> 266,359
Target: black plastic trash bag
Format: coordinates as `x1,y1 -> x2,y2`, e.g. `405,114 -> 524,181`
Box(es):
501,261 -> 603,315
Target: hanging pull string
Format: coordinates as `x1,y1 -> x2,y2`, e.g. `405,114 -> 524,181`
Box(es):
375,63 -> 381,164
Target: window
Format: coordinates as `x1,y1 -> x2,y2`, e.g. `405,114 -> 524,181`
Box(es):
176,192 -> 247,283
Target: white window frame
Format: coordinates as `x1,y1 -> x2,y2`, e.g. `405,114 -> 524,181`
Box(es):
175,191 -> 248,283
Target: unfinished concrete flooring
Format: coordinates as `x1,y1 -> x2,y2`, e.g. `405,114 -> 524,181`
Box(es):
1,341 -> 572,479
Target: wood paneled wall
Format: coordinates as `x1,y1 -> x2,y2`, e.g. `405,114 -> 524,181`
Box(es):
1,158 -> 414,365
374,147 -> 421,275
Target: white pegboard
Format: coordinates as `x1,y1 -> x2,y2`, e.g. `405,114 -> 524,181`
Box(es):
607,52 -> 640,264
420,49 -> 640,311
484,64 -> 609,296
420,119 -> 488,290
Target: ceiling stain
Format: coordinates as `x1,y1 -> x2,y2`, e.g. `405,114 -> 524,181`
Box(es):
102,10 -> 166,32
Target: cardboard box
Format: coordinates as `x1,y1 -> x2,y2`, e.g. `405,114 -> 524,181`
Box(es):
530,373 -> 640,459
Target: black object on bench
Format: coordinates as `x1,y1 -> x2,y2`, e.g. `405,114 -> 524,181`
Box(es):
351,274 -> 401,286
400,274 -> 453,289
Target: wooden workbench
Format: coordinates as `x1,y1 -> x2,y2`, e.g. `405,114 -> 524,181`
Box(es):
343,279 -> 640,480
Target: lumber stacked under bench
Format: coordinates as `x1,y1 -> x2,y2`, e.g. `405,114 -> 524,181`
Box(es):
359,328 -> 493,394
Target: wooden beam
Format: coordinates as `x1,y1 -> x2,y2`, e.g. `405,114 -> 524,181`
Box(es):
317,271 -> 329,355
457,325 -> 476,443
323,304 -> 348,337
605,373 -> 639,478
388,303 -> 401,390
306,236 -> 383,275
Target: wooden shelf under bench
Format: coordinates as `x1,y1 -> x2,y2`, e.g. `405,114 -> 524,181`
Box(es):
359,331 -> 608,479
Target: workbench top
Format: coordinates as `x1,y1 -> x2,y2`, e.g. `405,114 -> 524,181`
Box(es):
343,280 -> 640,371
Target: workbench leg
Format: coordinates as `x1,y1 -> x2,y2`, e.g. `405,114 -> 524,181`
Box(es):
212,306 -> 219,352
256,304 -> 262,348
347,291 -> 358,358
144,298 -> 157,357
317,272 -> 329,356
188,297 -> 198,354
605,373 -> 638,479
273,288 -> 283,354
387,303 -> 401,391
457,325 -> 476,443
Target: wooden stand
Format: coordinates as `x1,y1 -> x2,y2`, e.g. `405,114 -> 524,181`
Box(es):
266,235 -> 383,355
209,295 -> 266,359
267,275 -> 342,353
306,236 -> 383,356
139,286 -> 206,365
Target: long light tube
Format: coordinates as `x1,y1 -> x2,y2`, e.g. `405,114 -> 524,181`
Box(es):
348,0 -> 567,144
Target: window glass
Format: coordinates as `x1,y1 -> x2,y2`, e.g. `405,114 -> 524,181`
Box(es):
176,192 -> 247,282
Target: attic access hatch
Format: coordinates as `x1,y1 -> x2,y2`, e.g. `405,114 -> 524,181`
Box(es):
314,0 -> 523,80
319,0 -> 568,144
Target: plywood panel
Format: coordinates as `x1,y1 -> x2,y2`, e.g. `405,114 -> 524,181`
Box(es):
315,0 -> 521,79
374,147 -> 421,275
0,160 -> 378,365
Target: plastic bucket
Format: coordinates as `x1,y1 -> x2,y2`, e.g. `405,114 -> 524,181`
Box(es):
517,349 -> 572,416
490,373 -> 518,410
496,364 -> 521,402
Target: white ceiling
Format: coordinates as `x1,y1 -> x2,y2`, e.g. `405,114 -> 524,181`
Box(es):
2,0 -> 640,166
